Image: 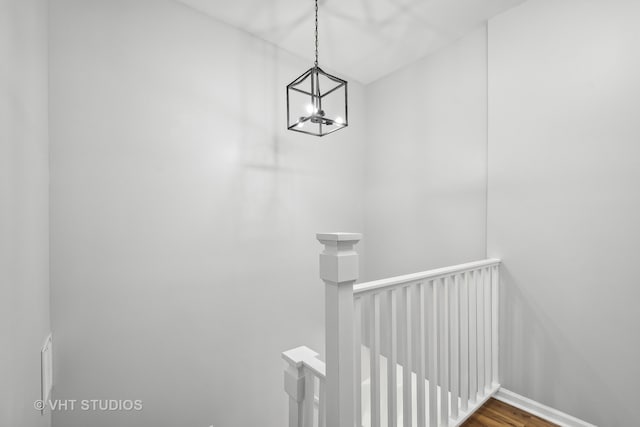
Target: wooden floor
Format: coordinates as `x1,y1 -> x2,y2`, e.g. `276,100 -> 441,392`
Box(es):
461,398 -> 559,427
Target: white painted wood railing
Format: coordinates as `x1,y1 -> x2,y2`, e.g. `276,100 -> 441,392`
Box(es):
283,233 -> 501,427
283,346 -> 327,427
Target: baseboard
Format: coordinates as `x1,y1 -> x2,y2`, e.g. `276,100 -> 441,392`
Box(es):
452,384 -> 501,427
495,388 -> 598,427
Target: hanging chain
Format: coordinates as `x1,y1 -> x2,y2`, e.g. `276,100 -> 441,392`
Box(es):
314,0 -> 319,67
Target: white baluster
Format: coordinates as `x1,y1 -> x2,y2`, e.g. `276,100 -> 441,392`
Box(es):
468,271 -> 477,403
319,377 -> 326,427
477,269 -> 485,396
371,293 -> 381,427
402,285 -> 412,427
317,233 -> 361,427
417,283 -> 426,427
355,297 -> 362,427
388,288 -> 398,427
484,268 -> 492,390
491,265 -> 499,386
428,281 -> 438,427
451,275 -> 460,420
304,371 -> 315,427
440,278 -> 449,426
460,272 -> 469,412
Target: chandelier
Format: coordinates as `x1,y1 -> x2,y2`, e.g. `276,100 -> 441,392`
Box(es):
286,0 -> 348,137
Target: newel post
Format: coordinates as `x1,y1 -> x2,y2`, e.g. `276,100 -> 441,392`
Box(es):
283,346 -> 319,427
317,232 -> 361,427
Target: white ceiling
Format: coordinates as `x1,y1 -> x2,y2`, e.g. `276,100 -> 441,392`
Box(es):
176,0 -> 526,84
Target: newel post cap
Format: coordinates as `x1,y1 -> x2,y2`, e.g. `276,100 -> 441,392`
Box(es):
316,232 -> 362,243
316,232 -> 362,284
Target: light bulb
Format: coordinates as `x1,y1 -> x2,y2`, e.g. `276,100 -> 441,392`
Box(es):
305,104 -> 315,114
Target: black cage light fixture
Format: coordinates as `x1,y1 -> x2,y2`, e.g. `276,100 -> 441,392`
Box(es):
287,0 -> 348,137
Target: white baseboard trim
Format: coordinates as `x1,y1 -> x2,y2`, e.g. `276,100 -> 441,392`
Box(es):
494,388 -> 598,427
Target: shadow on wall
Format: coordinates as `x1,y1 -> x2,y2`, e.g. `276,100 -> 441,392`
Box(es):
233,39 -> 315,242
500,266 -> 627,426
237,39 -> 280,171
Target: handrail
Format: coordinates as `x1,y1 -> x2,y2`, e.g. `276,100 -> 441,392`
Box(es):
282,346 -> 326,379
353,258 -> 501,296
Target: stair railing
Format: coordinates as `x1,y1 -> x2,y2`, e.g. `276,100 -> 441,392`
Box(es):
283,232 -> 501,427
283,346 -> 326,427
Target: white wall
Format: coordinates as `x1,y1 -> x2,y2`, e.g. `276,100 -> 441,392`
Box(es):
488,1 -> 640,425
0,0 -> 51,426
364,26 -> 488,280
48,1 -> 365,426
48,1 -> 640,425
